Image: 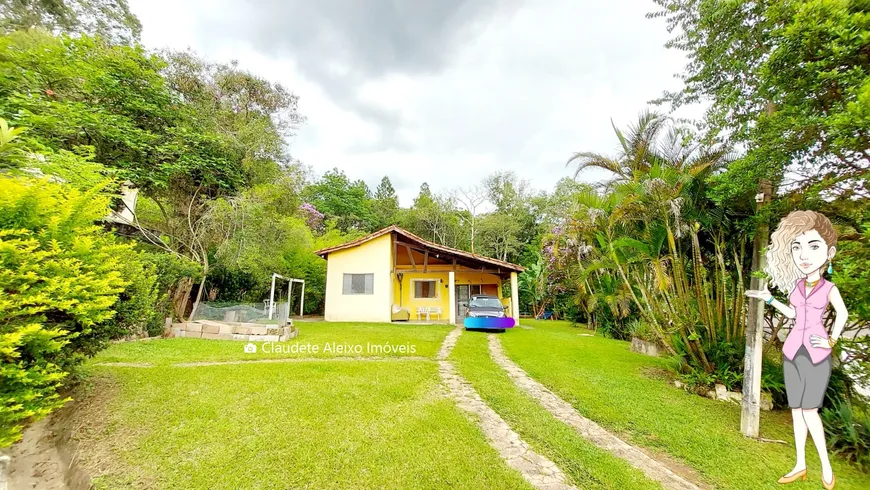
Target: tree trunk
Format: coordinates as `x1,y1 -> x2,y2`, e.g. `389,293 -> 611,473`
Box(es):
470,215 -> 476,253
188,256 -> 209,321
172,277 -> 194,321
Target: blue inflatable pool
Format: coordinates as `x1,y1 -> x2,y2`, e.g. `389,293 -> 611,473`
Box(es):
463,317 -> 516,330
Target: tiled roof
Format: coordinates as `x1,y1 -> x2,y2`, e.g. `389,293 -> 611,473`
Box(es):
314,225 -> 524,272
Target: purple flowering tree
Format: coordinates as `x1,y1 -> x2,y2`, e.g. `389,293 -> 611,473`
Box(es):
521,225 -> 573,319
299,202 -> 325,234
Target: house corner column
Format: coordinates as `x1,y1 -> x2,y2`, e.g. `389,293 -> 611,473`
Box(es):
448,271 -> 456,324
510,272 -> 519,322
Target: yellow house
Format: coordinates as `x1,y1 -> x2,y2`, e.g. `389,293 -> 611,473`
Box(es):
314,225 -> 525,324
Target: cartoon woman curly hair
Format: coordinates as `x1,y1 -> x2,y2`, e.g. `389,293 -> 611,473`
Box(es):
746,210 -> 848,489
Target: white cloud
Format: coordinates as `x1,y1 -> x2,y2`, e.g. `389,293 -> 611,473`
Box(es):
129,0 -> 704,207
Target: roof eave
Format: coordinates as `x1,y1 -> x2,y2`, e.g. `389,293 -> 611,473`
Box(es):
313,225 -> 525,272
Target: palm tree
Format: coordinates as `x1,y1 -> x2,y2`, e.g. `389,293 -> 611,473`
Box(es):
566,110 -> 731,188
562,113 -> 736,366
563,186 -> 671,346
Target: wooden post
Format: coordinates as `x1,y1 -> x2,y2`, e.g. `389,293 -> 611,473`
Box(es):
449,271 -> 456,324
741,180 -> 772,437
405,245 -> 417,272
510,272 -> 520,323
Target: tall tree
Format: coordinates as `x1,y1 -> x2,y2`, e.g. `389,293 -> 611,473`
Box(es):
0,0 -> 141,44
303,168 -> 375,233
0,32 -> 306,319
650,0 -> 870,197
534,177 -> 593,229
452,184 -> 487,253
564,114 -> 743,360
480,171 -> 536,263
160,50 -> 304,185
484,171 -> 529,214
371,176 -> 399,229
567,111 -> 728,187
477,211 -> 523,262
407,182 -> 462,246
412,182 -> 435,208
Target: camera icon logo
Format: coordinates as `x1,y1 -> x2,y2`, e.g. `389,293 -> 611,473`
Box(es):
244,343 -> 257,354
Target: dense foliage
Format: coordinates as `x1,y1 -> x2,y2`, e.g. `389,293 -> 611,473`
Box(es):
629,0 -> 870,465
0,0 -> 141,44
0,12 -> 320,444
650,0 -> 870,197
0,174 -> 136,446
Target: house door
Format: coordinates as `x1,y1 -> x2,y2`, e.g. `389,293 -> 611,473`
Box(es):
455,285 -> 470,321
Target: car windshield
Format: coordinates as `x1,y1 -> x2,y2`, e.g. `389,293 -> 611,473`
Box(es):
469,297 -> 502,308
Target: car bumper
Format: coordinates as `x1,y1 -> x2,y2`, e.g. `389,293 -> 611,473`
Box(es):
463,317 -> 515,329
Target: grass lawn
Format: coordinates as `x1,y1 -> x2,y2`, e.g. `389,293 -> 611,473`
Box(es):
449,330 -> 664,490
501,320 -> 870,490
92,322 -> 453,365
78,360 -> 532,489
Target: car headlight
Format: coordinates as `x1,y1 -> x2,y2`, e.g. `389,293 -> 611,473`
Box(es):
468,311 -> 478,317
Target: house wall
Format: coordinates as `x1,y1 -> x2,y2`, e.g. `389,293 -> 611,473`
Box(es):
323,233 -> 392,322
393,266 -> 504,319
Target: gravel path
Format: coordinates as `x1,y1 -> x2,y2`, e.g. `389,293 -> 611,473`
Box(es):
488,335 -> 703,490
438,328 -> 578,490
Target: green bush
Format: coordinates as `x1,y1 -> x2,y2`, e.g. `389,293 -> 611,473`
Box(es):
626,318 -> 656,342
107,258 -> 160,338
205,266 -> 260,303
678,369 -> 719,393
821,399 -> 870,471
0,175 -> 132,447
591,307 -> 632,340
665,348 -> 785,399
825,366 -> 855,409
140,250 -> 201,330
760,357 -> 788,408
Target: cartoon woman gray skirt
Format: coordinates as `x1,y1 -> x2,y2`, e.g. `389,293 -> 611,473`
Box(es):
783,345 -> 831,409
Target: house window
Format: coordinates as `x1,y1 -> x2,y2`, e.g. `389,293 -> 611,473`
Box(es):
414,280 -> 437,299
471,284 -> 483,295
343,273 -> 373,295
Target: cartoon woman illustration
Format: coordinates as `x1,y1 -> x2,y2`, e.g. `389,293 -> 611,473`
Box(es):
746,211 -> 847,489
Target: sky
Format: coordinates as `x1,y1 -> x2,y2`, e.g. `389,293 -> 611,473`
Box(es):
128,0 -> 701,207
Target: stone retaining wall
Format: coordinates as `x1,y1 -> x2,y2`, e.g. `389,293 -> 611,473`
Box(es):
169,320 -> 298,342
674,381 -> 773,411
630,337 -> 662,357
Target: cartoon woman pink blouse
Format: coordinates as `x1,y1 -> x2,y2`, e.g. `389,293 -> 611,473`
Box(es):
746,211 -> 848,490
